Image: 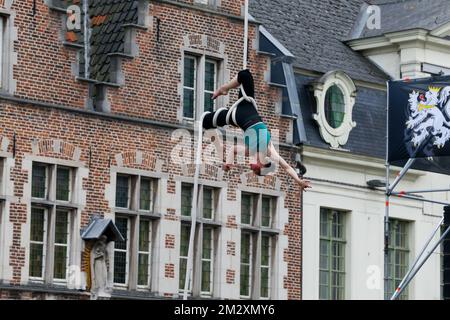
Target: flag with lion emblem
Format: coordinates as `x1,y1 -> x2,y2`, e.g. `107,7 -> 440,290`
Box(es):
388,76 -> 450,174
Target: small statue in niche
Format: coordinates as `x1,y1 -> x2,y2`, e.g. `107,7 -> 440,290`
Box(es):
90,235 -> 113,300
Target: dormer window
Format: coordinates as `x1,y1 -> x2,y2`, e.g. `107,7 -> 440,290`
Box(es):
312,71 -> 357,149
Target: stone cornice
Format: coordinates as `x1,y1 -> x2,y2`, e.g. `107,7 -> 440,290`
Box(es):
348,28 -> 450,52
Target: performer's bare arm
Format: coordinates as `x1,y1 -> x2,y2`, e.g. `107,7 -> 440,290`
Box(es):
212,76 -> 240,100
268,143 -> 312,191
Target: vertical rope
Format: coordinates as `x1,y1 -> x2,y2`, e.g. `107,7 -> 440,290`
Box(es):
243,0 -> 249,70
183,113 -> 208,300
182,0 -> 250,299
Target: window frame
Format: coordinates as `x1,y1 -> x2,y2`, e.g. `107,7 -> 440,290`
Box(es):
179,223 -> 191,295
31,163 -> 49,200
113,172 -> 160,291
240,231 -> 253,299
319,208 -> 347,300
115,174 -> 131,210
202,186 -> 215,221
113,216 -> 131,287
137,218 -> 152,289
385,219 -> 410,300
56,166 -> 72,202
183,55 -> 197,120
53,209 -> 71,282
200,226 -> 214,296
204,59 -> 218,114
239,192 -> 278,300
179,183 -> 222,298
28,161 -> 79,285
139,177 -> 153,212
182,53 -> 221,121
260,234 -> 272,299
29,206 -> 48,281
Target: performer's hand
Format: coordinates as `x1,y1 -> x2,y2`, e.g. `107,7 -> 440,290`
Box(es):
298,179 -> 312,192
212,87 -> 228,100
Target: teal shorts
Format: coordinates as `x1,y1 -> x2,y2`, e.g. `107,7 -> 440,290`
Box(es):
244,122 -> 271,155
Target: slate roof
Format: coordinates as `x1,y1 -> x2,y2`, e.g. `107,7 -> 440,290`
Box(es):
88,0 -> 139,83
351,0 -> 450,39
296,73 -> 387,158
51,0 -> 140,83
81,218 -> 125,242
249,0 -> 390,84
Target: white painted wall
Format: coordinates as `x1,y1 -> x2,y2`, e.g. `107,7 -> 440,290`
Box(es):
302,147 -> 446,300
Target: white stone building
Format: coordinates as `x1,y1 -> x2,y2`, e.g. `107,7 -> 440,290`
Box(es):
251,0 -> 450,300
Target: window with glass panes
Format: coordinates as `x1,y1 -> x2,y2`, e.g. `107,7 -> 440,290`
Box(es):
201,227 -> 214,295
240,193 -> 277,299
261,196 -> 274,228
179,184 -> 220,297
181,183 -> 193,217
139,178 -> 153,211
138,219 -> 152,287
29,207 -> 47,279
115,175 -> 131,209
260,234 -> 272,298
32,163 -> 73,202
113,173 -> 159,290
183,55 -> 219,120
319,208 -> 346,300
203,187 -> 214,220
114,216 -> 129,285
56,167 -> 71,201
241,193 -> 253,225
54,210 -> 70,280
204,60 -> 217,113
115,174 -> 155,211
31,164 -> 47,199
240,231 -> 252,297
29,163 -> 76,283
113,216 -> 154,289
385,219 -> 409,300
179,224 -> 190,292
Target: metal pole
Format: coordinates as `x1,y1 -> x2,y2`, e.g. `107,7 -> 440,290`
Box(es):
384,81 -> 390,300
391,194 -> 450,207
388,158 -> 415,195
384,165 -> 390,300
395,188 -> 450,195
390,217 -> 444,300
391,224 -> 450,300
243,0 -> 249,70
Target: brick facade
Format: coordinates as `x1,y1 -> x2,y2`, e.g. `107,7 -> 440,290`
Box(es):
0,0 -> 302,300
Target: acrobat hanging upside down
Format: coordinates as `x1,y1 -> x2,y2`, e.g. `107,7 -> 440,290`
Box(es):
202,69 -> 312,191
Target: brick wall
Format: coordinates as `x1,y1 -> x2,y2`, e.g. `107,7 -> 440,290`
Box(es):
0,0 -> 302,300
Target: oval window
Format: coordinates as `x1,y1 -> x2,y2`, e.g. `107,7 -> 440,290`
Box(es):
324,85 -> 346,129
